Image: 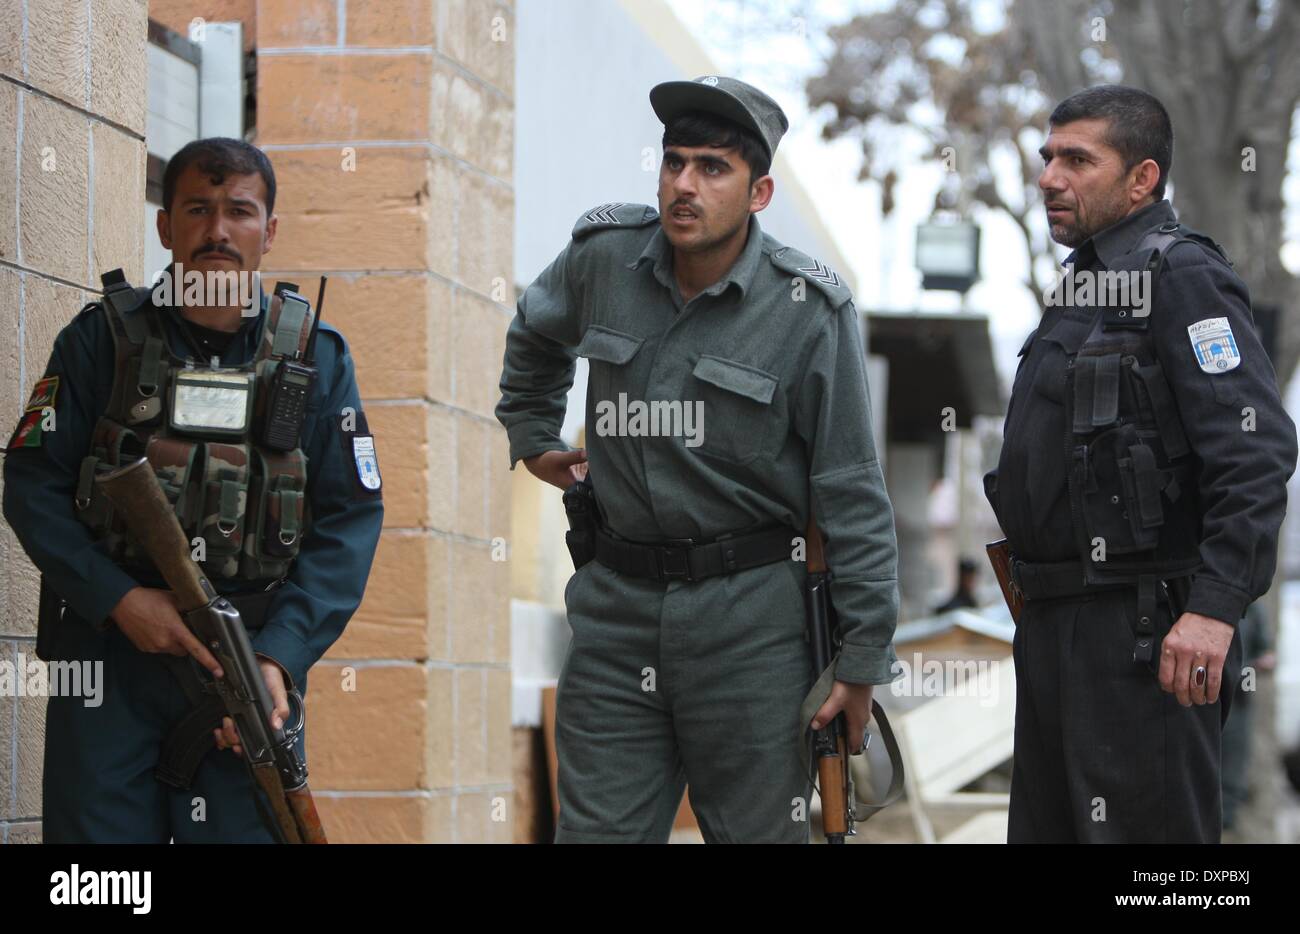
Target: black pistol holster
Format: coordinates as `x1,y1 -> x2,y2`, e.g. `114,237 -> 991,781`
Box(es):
563,477 -> 598,570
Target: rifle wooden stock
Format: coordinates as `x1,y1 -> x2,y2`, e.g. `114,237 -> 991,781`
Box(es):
805,517 -> 827,575
288,788 -> 327,844
805,516 -> 852,842
253,763 -> 303,844
95,457 -> 214,612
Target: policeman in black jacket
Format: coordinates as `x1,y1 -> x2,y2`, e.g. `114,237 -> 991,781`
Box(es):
985,86 -> 1297,843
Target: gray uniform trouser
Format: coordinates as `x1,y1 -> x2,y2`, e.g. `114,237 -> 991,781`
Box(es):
1008,587 -> 1243,843
556,558 -> 814,843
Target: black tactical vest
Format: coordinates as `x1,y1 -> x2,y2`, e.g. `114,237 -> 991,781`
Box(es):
1057,222 -> 1227,587
73,269 -> 315,583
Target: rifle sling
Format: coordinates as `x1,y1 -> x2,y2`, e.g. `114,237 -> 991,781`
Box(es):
798,660 -> 906,823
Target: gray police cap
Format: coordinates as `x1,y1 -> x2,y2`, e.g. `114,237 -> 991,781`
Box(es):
649,75 -> 789,163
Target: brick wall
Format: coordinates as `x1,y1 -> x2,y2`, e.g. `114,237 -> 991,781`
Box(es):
248,0 -> 516,843
0,0 -> 148,845
2,0 -> 516,844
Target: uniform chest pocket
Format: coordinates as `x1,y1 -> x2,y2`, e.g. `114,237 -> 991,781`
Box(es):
689,355 -> 781,465
1031,314 -> 1091,405
577,325 -> 644,407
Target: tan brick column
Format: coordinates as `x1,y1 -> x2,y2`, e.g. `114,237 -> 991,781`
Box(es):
254,0 -> 516,843
0,0 -> 148,844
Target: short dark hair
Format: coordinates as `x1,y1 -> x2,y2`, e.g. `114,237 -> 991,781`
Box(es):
1049,85 -> 1173,200
161,137 -> 277,216
662,111 -> 771,185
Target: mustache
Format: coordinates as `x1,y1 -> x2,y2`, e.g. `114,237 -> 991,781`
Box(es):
192,243 -> 243,262
669,200 -> 702,215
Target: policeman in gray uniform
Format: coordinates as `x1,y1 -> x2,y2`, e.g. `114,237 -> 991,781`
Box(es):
496,76 -> 900,843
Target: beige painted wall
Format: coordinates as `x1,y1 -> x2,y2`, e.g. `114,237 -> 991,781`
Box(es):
0,0 -> 149,846
2,0 -> 516,843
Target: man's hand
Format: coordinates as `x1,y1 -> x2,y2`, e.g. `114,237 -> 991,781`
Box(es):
110,586 -> 223,678
522,449 -> 588,490
213,659 -> 291,757
1158,611 -> 1235,706
810,680 -> 875,754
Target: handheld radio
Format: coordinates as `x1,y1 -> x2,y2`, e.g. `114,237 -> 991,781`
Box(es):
259,278 -> 326,451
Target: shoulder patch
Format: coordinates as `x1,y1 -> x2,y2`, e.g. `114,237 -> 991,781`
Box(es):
6,376 -> 60,451
338,407 -> 382,501
767,244 -> 852,307
1187,317 -> 1241,373
571,202 -> 659,239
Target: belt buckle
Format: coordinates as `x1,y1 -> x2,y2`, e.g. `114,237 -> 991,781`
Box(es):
657,539 -> 694,581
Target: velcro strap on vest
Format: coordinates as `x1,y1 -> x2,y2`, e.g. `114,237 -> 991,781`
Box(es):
256,292 -> 315,369
1133,362 -> 1190,458
1128,443 -> 1164,529
138,336 -> 164,394
1072,353 -> 1120,432
277,488 -> 300,544
93,418 -> 137,460
219,478 -> 242,532
1134,574 -> 1158,663
75,455 -> 98,510
271,295 -> 309,359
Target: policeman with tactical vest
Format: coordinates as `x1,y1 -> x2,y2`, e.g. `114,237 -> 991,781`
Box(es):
2,137 -> 384,842
985,86 -> 1297,843
497,76 -> 900,843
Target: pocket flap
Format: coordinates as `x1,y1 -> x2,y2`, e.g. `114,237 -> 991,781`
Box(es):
1040,313 -> 1091,354
576,326 -> 644,365
693,355 -> 778,404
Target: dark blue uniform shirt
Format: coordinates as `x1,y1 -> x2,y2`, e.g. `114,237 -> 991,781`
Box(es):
2,288 -> 384,688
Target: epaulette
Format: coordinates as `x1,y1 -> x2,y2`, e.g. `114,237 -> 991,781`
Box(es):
571,202 -> 660,239
767,243 -> 852,308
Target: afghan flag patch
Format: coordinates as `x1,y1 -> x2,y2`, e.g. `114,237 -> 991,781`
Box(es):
6,376 -> 59,450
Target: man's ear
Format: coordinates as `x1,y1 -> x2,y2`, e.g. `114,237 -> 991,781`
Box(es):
1130,158 -> 1161,205
156,208 -> 172,249
263,214 -> 277,254
749,174 -> 775,214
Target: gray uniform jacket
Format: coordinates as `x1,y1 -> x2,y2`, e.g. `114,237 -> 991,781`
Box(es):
496,203 -> 900,683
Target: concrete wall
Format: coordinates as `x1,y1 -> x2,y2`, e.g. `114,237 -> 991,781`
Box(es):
0,0 -> 149,845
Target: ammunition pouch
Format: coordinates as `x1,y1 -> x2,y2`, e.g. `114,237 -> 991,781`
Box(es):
73,269 -> 314,582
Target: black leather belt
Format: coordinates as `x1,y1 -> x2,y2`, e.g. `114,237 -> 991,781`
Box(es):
1010,557 -> 1123,601
594,526 -> 797,583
